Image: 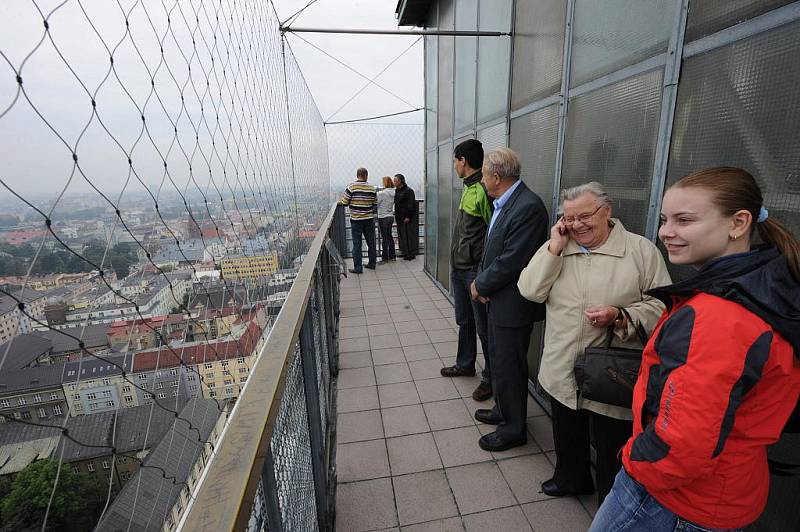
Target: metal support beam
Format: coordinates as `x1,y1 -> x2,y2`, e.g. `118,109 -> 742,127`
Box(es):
280,27 -> 510,36
551,0 -> 576,217
299,299 -> 330,530
261,448 -> 284,532
645,0 -> 689,241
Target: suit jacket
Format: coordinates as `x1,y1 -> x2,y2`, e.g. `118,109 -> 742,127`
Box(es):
394,185 -> 417,221
475,181 -> 547,327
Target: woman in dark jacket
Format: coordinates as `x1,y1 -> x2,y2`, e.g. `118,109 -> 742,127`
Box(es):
590,167 -> 800,531
393,174 -> 417,260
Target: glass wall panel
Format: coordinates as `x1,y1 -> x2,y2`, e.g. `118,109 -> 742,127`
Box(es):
666,19 -> 800,281
425,149 -> 438,276
436,142 -> 453,290
685,0 -> 794,42
562,69 -> 664,236
476,0 -> 512,123
510,104 -> 560,219
477,122 -> 506,153
454,0 -> 477,134
425,6 -> 438,150
511,0 -> 566,110
570,0 -> 672,87
508,104 -> 559,387
438,0 -> 455,142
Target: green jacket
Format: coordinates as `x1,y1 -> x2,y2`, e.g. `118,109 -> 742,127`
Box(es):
450,170 -> 492,270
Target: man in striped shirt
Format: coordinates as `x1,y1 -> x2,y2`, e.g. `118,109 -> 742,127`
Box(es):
339,167 -> 378,274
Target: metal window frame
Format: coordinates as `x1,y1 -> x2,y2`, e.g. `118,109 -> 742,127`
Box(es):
551,0 -> 576,218
645,0 -> 689,240
683,1 -> 800,58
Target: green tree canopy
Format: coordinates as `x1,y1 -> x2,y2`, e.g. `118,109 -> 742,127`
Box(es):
0,459 -> 105,531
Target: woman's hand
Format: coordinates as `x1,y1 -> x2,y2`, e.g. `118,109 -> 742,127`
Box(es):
585,305 -> 619,328
548,217 -> 570,255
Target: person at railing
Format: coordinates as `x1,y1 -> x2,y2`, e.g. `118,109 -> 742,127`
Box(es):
376,176 -> 396,263
517,182 -> 670,507
589,168 -> 800,532
440,139 -> 494,403
393,174 -> 417,260
339,167 -> 377,274
469,148 -> 548,452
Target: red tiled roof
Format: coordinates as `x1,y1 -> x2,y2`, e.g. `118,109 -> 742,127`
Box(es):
132,320 -> 262,372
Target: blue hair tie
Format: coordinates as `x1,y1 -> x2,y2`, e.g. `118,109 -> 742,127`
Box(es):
757,206 -> 769,223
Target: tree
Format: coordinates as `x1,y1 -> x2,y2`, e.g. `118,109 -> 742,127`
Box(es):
0,459 -> 106,531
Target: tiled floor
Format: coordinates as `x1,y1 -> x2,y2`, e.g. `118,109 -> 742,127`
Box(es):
334,258 -> 596,532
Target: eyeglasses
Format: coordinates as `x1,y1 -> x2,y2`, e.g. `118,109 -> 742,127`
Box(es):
563,205 -> 604,225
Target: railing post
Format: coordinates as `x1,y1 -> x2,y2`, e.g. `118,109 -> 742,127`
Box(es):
321,250 -> 338,376
299,289 -> 330,530
332,205 -> 347,257
260,447 -> 283,532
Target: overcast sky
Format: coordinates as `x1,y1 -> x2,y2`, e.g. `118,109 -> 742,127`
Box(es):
0,0 -> 424,204
275,0 -> 423,124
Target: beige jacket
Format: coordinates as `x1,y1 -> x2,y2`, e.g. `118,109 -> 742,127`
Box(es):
517,220 -> 671,420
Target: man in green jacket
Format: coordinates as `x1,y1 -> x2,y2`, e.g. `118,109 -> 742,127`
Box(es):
440,139 -> 493,401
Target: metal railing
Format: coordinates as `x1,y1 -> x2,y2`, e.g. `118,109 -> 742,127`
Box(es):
180,204 -> 344,531
341,199 -> 426,259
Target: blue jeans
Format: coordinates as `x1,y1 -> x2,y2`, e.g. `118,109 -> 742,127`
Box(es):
589,469 -> 744,532
450,268 -> 491,384
350,218 -> 376,271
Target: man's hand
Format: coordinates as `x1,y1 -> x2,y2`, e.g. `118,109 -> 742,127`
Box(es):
403,217 -> 410,224
584,305 -> 619,328
470,280 -> 489,303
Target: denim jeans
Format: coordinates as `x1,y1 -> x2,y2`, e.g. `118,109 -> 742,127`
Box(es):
350,218 -> 376,271
450,268 -> 490,383
589,469 -> 744,532
378,217 -> 395,260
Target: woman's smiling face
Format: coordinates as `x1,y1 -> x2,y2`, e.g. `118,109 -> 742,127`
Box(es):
562,192 -> 611,249
659,186 -> 741,268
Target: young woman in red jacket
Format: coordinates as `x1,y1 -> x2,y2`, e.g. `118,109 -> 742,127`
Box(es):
589,167 -> 800,532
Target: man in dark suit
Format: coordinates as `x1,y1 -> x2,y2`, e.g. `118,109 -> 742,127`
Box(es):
393,174 -> 417,260
470,147 -> 548,451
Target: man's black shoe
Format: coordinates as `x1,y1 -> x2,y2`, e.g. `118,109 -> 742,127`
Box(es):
540,478 -> 595,497
478,431 -> 526,452
440,365 -> 476,377
472,382 -> 493,401
365,264 -> 376,270
348,268 -> 362,274
474,408 -> 502,425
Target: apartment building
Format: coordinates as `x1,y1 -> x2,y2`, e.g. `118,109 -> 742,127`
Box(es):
0,364 -> 68,423
62,354 -> 137,416
0,292 -> 46,344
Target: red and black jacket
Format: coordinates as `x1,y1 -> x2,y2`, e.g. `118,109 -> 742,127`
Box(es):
622,247 -> 800,529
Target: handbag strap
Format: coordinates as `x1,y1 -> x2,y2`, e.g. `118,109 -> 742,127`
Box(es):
619,307 -> 649,346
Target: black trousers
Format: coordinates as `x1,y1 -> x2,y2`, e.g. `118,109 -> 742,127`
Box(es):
450,268 -> 490,383
487,309 -> 533,440
378,217 -> 395,260
550,397 -> 633,506
397,219 -> 416,258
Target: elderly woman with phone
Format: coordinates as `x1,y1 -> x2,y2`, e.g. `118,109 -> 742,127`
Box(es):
517,182 -> 670,506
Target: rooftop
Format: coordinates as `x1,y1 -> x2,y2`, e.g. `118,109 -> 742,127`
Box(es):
0,333 -> 53,370
0,399 -> 184,463
96,398 -> 223,532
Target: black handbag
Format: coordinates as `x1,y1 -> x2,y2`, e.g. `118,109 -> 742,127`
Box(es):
573,309 -> 648,409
